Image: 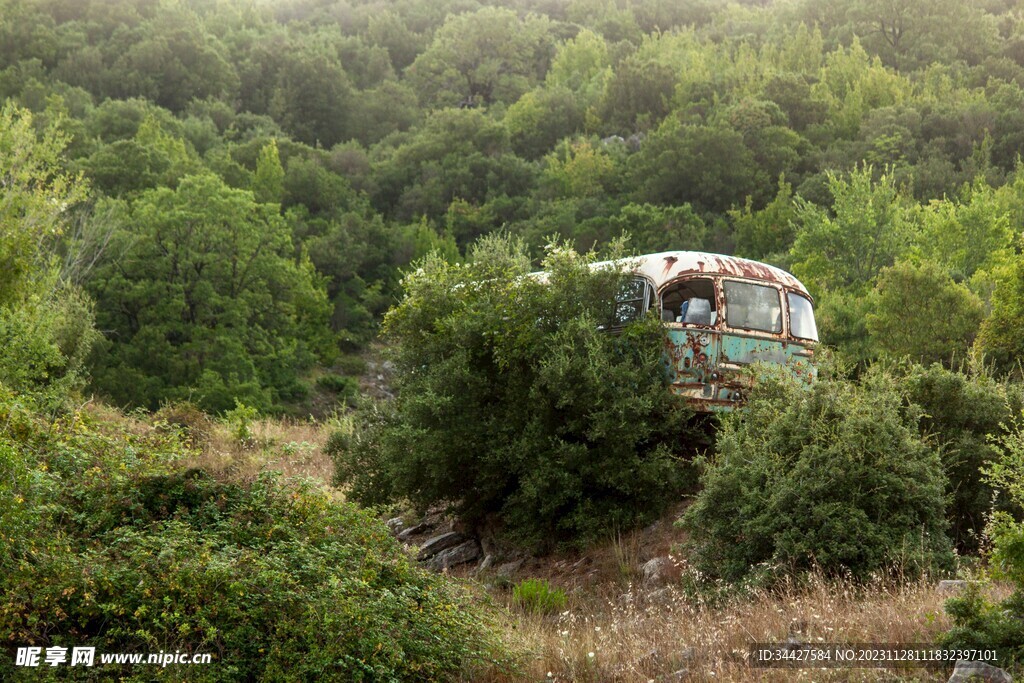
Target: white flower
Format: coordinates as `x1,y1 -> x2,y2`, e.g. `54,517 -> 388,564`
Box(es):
588,652 -> 595,658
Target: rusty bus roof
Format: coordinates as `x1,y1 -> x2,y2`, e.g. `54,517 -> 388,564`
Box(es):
612,251 -> 811,297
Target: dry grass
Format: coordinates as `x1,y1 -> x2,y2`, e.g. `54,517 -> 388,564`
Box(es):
81,399 -> 336,484
180,415 -> 335,482
473,574 -> 1012,683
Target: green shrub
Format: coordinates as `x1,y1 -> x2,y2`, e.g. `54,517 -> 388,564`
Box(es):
866,261 -> 985,367
943,410 -> 1024,666
0,396 -> 509,682
335,354 -> 369,377
681,367 -> 953,583
899,362 -> 1024,552
316,373 -> 359,398
512,579 -> 567,615
224,400 -> 259,443
153,400 -> 212,445
331,236 -> 697,551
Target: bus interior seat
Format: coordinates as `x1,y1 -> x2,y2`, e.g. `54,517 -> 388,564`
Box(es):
683,298 -> 712,325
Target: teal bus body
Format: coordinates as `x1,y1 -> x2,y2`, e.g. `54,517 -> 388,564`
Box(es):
612,252 -> 818,412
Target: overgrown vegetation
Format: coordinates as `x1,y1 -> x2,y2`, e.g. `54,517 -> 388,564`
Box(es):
5,0 -> 1024,406
682,367 -> 954,583
942,410 -> 1024,666
331,236 -> 698,550
0,394 -> 509,682
7,0 -> 1024,677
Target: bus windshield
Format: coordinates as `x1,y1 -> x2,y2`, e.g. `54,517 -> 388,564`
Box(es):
788,292 -> 818,341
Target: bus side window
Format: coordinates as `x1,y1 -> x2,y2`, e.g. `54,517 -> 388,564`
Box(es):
613,277 -> 653,326
661,277 -> 717,327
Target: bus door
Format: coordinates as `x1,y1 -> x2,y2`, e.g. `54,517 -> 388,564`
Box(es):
659,276 -> 725,408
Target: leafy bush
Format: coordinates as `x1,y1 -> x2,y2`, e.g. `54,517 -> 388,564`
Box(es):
681,368 -> 953,583
899,362 -> 1024,551
512,579 -> 567,615
866,261 -> 985,367
942,410 -> 1024,665
331,236 -> 697,551
224,400 -> 259,443
335,354 -> 369,377
0,395 -> 508,682
316,373 -> 359,398
153,400 -> 212,443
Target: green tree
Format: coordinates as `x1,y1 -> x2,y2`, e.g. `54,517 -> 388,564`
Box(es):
406,7 -> 555,108
270,49 -> 353,148
629,119 -> 757,214
791,166 -> 917,293
545,28 -> 610,107
730,177 -> 798,261
943,408 -> 1024,664
331,236 -> 696,550
86,174 -> 332,412
371,109 -> 535,224
0,104 -> 87,303
976,254 -> 1024,376
505,86 -> 585,159
0,104 -> 96,406
252,138 -> 285,204
866,260 -> 984,366
916,179 -> 1013,282
899,363 -> 1024,552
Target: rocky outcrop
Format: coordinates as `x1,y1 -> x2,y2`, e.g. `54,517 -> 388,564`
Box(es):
947,660 -> 1012,683
415,532 -> 467,561
425,540 -> 481,571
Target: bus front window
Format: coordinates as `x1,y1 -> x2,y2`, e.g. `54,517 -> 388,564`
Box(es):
724,281 -> 782,333
787,292 -> 818,341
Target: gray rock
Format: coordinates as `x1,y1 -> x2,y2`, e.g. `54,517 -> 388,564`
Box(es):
385,517 -> 404,533
416,531 -> 466,561
641,557 -> 670,585
948,660 -> 1012,683
476,554 -> 495,573
938,580 -> 973,592
397,523 -> 429,542
427,540 -> 481,571
493,558 -> 525,577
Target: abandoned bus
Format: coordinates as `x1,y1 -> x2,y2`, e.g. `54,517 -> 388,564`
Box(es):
610,251 -> 818,412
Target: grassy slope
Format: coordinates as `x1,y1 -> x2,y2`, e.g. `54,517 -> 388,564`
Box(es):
144,401 -> 1012,682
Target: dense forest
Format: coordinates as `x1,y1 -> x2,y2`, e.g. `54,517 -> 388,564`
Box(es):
5,0 -> 1024,679
4,0 -> 1024,412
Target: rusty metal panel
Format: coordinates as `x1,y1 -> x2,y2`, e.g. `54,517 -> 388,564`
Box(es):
663,328 -> 816,413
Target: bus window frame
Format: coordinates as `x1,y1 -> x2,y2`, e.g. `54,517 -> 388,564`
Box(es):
786,290 -> 819,342
720,277 -> 787,337
659,275 -> 720,329
610,274 -> 656,328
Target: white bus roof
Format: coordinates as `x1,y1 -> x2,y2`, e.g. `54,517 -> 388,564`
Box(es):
609,251 -> 811,298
